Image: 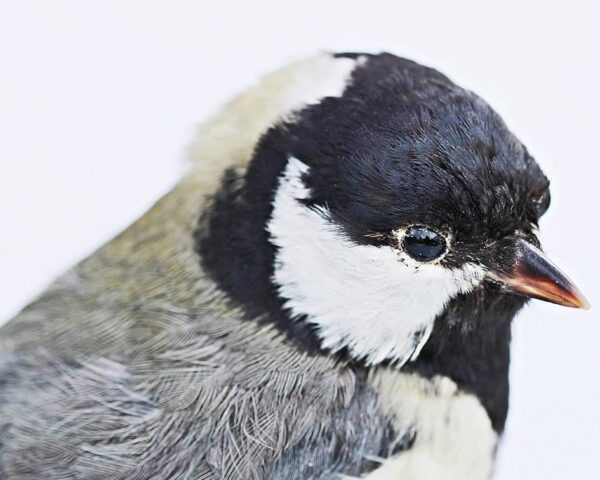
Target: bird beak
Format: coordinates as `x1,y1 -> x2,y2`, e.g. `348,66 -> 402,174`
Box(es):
487,239 -> 590,309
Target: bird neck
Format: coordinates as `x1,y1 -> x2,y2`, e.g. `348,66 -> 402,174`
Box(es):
404,289 -> 526,433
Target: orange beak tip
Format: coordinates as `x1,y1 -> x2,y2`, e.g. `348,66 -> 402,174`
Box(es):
575,295 -> 591,310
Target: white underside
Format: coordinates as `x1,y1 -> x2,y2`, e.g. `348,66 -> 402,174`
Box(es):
358,372 -> 498,480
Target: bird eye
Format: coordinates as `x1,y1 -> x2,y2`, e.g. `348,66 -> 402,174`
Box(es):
536,190 -> 551,218
402,226 -> 447,262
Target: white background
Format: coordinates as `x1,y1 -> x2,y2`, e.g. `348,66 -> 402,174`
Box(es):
0,1 -> 598,478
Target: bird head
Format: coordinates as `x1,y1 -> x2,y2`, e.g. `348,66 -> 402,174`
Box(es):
197,53 -> 588,366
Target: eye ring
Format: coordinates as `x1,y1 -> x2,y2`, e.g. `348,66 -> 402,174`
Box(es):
400,226 -> 448,263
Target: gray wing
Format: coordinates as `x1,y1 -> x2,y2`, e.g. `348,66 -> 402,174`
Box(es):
0,188 -> 397,479
0,307 -> 393,480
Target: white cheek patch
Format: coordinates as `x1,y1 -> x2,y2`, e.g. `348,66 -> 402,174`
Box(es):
268,157 -> 485,366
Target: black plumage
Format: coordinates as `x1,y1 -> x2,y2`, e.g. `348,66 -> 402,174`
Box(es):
198,53 -> 550,432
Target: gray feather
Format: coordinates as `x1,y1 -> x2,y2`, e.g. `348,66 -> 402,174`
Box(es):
0,181 -> 396,479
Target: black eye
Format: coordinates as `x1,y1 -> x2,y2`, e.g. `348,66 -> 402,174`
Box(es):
402,226 -> 447,262
537,191 -> 551,218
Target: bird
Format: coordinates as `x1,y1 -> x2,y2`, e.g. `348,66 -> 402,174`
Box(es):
0,52 -> 589,480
